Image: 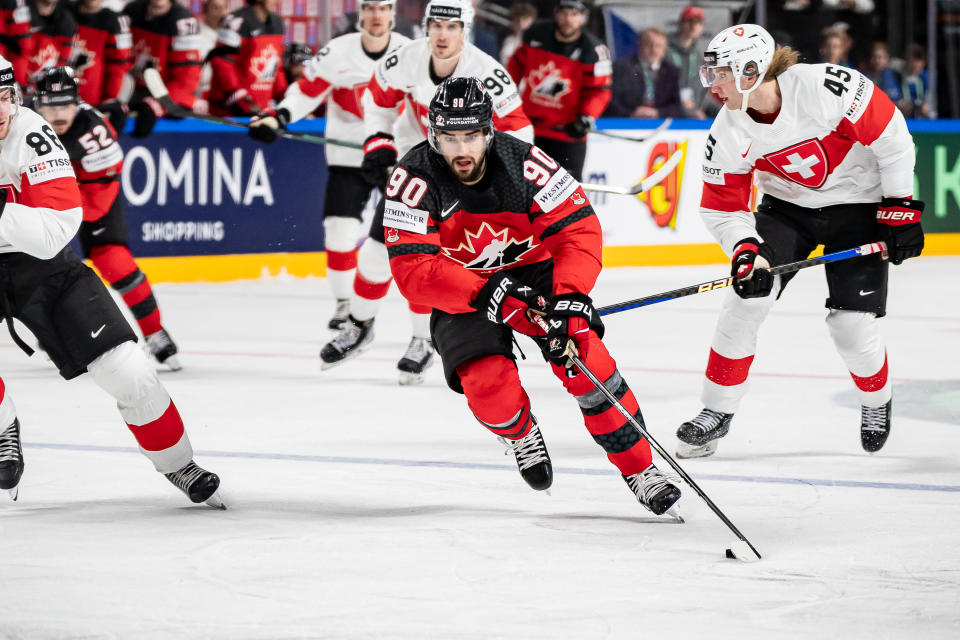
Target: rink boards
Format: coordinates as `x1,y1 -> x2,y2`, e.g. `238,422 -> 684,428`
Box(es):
108,118 -> 960,282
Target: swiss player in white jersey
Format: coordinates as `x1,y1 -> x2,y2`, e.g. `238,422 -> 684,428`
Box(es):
0,56 -> 223,506
317,0 -> 534,385
675,25 -> 924,459
248,0 -> 409,333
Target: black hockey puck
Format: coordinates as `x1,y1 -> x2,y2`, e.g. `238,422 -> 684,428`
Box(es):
725,548 -> 736,559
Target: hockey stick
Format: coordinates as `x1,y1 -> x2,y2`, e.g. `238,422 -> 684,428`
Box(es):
142,68 -> 362,149
581,148 -> 683,196
598,241 -> 888,317
568,352 -> 762,562
588,118 -> 673,143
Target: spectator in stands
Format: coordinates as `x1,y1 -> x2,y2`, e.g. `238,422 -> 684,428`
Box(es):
899,44 -> 931,119
819,26 -> 851,67
861,41 -> 901,104
605,27 -> 682,119
199,0 -> 227,58
667,4 -> 708,119
499,1 -> 536,65
23,0 -> 77,91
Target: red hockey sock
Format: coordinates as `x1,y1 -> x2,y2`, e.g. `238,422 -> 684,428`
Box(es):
125,400 -> 185,452
326,248 -> 358,271
850,352 -> 889,392
705,348 -> 755,386
91,245 -> 163,336
353,272 -> 391,300
458,356 -> 532,439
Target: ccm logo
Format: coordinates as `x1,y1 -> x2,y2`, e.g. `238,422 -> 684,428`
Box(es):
877,210 -> 917,222
698,277 -> 734,292
487,277 -> 513,323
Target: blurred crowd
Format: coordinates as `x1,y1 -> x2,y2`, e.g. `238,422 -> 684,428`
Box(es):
0,0 -> 937,123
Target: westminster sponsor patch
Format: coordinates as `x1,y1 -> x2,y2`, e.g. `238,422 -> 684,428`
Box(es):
383,199 -> 428,234
24,157 -> 74,184
534,169 -> 578,212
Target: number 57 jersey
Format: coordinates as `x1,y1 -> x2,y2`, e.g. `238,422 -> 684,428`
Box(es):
365,38 -> 534,157
700,63 -> 915,253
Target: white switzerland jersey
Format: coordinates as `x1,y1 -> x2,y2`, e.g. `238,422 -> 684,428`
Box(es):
279,31 -> 411,167
365,38 -> 534,156
0,107 -> 82,259
700,63 -> 915,254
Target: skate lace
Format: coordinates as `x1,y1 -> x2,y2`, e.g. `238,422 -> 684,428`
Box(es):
503,426 -> 548,472
861,405 -> 888,432
626,466 -> 679,505
688,408 -> 726,435
164,461 -> 206,493
400,337 -> 432,364
0,422 -> 20,463
330,322 -> 363,351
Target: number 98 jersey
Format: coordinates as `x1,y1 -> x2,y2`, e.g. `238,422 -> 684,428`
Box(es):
365,38 -> 534,157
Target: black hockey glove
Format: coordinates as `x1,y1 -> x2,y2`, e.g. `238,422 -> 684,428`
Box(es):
540,293 -> 604,369
360,132 -> 398,189
731,238 -> 775,299
564,115 -> 594,139
472,272 -> 550,337
96,99 -> 128,134
248,108 -> 291,144
131,96 -> 165,139
225,88 -> 262,117
877,197 -> 924,265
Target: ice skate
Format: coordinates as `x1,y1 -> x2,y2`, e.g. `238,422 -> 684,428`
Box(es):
397,336 -> 434,385
0,419 -> 23,501
164,460 -> 224,508
623,463 -> 682,516
499,418 -> 553,491
861,399 -> 892,453
676,408 -> 733,459
320,316 -> 374,369
328,299 -> 350,331
146,328 -> 181,371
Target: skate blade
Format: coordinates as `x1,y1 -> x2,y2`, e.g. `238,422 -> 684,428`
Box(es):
7,486 -> 18,501
664,506 -> 683,523
320,341 -> 373,371
162,355 -> 183,371
397,370 -> 426,386
204,491 -> 226,509
675,440 -> 718,459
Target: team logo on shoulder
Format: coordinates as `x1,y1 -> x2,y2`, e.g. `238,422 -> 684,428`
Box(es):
528,61 -> 571,108
570,192 -> 585,205
386,228 -> 400,242
760,138 -> 829,189
443,222 -> 538,272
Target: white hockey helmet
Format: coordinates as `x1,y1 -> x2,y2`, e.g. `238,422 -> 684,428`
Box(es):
699,24 -> 775,97
356,0 -> 396,36
0,55 -> 22,116
422,0 -> 474,38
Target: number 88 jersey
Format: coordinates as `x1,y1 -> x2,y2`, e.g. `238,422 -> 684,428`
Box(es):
365,38 -> 534,157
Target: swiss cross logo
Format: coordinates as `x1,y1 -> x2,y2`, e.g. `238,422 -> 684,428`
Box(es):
34,161 -> 46,171
733,26 -> 745,36
442,222 -> 538,272
762,138 -> 829,188
528,61 -> 572,108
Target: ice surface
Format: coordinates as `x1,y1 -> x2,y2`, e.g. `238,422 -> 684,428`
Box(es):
1,258 -> 958,639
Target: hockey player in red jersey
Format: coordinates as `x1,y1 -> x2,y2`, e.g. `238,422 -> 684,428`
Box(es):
676,24 -> 924,459
35,66 -> 181,368
317,0 -> 533,385
0,0 -> 30,85
0,57 -> 220,505
506,0 -> 611,181
205,0 -> 284,116
21,0 -> 75,89
248,0 -> 409,332
385,76 -> 681,514
123,0 -> 203,137
69,0 -> 132,105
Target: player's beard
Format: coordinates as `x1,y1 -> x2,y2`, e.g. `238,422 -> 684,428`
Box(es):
51,120 -> 70,134
447,153 -> 486,183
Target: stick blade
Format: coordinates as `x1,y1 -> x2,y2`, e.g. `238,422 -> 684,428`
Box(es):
143,68 -> 169,100
726,539 -> 762,563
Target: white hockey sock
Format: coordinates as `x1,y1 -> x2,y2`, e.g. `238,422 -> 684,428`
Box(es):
324,217 -> 362,300
826,309 -> 891,407
410,311 -> 431,339
351,239 -> 392,322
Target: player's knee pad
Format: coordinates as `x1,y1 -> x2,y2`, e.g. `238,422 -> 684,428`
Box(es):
323,217 -> 363,253
357,239 -> 391,283
87,341 -> 169,417
825,309 -> 883,361
458,356 -> 524,419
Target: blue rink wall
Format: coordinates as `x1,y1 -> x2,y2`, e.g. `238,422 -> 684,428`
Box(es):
102,118 -> 960,283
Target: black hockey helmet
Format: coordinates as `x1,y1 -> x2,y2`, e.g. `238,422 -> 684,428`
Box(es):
36,66 -> 79,107
283,43 -> 313,67
427,76 -> 494,153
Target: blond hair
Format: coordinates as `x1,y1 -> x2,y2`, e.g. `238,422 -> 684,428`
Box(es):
766,45 -> 800,79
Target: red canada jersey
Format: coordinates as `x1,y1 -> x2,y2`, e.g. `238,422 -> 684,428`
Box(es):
56,103 -> 124,222
0,0 -> 31,85
506,20 -> 612,142
123,0 -> 203,109
206,6 -> 284,115
23,0 -> 76,86
71,7 -> 133,104
383,131 -> 602,315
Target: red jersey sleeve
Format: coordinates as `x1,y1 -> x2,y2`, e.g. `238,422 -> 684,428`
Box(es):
104,14 -> 133,101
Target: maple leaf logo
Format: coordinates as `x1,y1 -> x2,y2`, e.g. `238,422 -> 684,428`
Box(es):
30,43 -> 61,73
250,44 -> 281,86
132,42 -> 157,73
528,61 -> 571,108
442,222 -> 538,271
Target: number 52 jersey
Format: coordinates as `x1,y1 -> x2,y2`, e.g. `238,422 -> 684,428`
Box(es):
700,63 -> 915,254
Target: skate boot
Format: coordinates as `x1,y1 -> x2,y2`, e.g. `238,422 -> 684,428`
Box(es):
0,419 -> 24,501
623,463 -> 681,516
861,399 -> 892,453
499,418 -> 553,491
328,298 -> 350,331
164,460 -> 224,507
320,315 -> 374,369
147,328 -> 182,371
397,336 -> 434,385
676,408 -> 733,459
